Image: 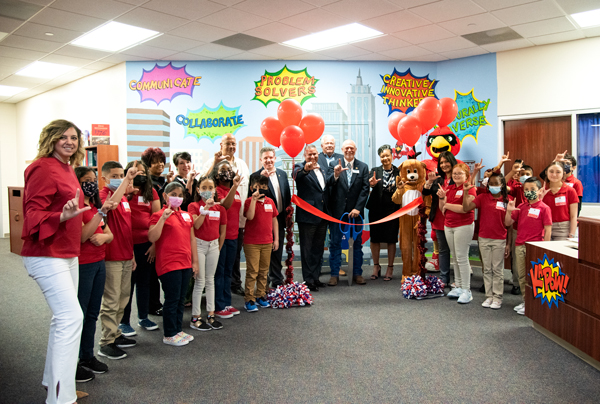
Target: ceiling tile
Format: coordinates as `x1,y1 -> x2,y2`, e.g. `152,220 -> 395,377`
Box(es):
528,30 -> 585,45
404,53 -> 450,61
419,36 -> 476,52
512,17 -> 576,38
438,12 -> 506,35
115,7 -> 190,32
14,22 -> 83,43
162,52 -> 215,60
346,52 -> 396,61
30,8 -> 105,32
492,0 -> 564,26
285,52 -> 336,60
315,44 -> 373,59
211,0 -> 245,6
249,43 -> 307,58
0,0 -> 43,20
54,44 -> 112,60
352,35 -> 412,52
40,53 -> 95,67
185,43 -> 245,59
582,26 -> 600,37
101,53 -> 152,62
361,10 -> 430,33
393,24 -> 455,44
480,37 -> 533,52
243,22 -> 310,43
279,8 -> 351,32
0,56 -> 32,68
223,51 -> 274,60
380,45 -> 433,58
410,0 -> 486,23
322,0 -> 402,21
0,35 -> 63,52
233,0 -> 316,21
114,0 -> 147,5
440,46 -> 488,58
0,74 -> 47,86
197,9 -> 273,32
50,0 -> 135,20
0,45 -> 46,60
471,0 -> 537,12
387,0 -> 441,8
20,0 -> 55,6
168,22 -> 236,43
84,60 -> 117,71
121,44 -> 179,59
144,34 -> 206,52
142,0 -> 226,20
0,16 -> 26,32
554,0 -> 600,15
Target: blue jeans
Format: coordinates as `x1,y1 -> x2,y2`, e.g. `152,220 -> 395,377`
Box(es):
159,268 -> 192,338
329,222 -> 363,277
435,229 -> 451,285
78,260 -> 106,360
215,239 -> 237,311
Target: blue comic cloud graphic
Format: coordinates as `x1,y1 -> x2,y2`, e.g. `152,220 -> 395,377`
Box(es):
449,89 -> 491,144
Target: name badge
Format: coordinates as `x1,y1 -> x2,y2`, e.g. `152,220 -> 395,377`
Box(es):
352,169 -> 359,174
456,190 -> 463,196
208,210 -> 220,221
555,196 -> 566,206
496,201 -> 506,211
234,194 -> 241,201
99,219 -> 105,227
264,203 -> 273,212
138,196 -> 149,206
528,208 -> 540,218
565,182 -> 574,188
122,201 -> 131,212
181,212 -> 192,222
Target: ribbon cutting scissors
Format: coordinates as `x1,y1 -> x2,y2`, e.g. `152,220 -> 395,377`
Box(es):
339,213 -> 364,286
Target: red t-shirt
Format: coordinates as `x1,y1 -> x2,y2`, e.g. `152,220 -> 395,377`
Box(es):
444,184 -> 476,228
150,208 -> 193,277
243,197 -> 278,245
565,175 -> 583,198
216,185 -> 241,240
511,200 -> 552,245
130,188 -> 159,244
21,157 -> 83,258
188,201 -> 227,242
542,183 -> 578,223
473,192 -> 513,240
100,187 -> 133,261
431,178 -> 450,231
79,205 -> 106,265
507,179 -> 525,231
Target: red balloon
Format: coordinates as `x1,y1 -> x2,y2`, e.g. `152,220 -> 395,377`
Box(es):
299,113 -> 325,144
416,97 -> 442,132
397,115 -> 422,147
260,116 -> 283,147
277,99 -> 303,127
280,125 -> 305,158
438,97 -> 458,127
387,111 -> 406,141
410,110 -> 429,135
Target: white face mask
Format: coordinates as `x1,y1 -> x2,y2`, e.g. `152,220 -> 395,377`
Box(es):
481,177 -> 489,186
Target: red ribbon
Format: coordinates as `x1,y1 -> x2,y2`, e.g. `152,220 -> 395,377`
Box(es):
291,195 -> 423,226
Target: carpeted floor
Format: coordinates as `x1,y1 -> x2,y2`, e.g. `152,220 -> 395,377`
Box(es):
1,238 -> 599,404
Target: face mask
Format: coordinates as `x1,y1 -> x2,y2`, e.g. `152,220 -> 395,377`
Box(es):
488,185 -> 501,194
108,178 -> 122,191
81,181 -> 98,197
199,190 -> 213,200
168,196 -> 183,208
524,190 -> 538,201
258,188 -> 272,199
218,170 -> 234,182
481,177 -> 489,186
519,175 -> 530,184
133,175 -> 147,187
564,165 -> 572,174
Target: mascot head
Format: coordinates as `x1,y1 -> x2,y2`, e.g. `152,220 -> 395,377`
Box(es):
426,126 -> 461,160
399,159 -> 428,190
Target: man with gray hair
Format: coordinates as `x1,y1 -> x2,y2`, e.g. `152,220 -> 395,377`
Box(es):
318,135 -> 343,170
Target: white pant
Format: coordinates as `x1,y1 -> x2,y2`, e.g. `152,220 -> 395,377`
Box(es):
23,256 -> 83,404
445,223 -> 474,290
192,238 -> 220,316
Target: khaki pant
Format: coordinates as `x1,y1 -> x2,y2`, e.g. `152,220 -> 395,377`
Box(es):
479,237 -> 506,302
244,243 -> 272,302
100,260 -> 133,346
510,228 -> 519,286
551,221 -> 569,241
514,245 -> 528,303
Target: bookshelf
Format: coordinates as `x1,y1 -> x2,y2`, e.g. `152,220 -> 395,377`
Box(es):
85,145 -> 119,189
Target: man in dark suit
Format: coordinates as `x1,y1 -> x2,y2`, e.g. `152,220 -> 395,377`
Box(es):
327,140 -> 370,286
252,146 -> 291,288
293,145 -> 329,292
318,134 -> 343,172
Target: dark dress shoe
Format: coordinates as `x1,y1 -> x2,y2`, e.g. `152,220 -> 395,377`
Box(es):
511,285 -> 521,295
315,280 -> 327,287
306,283 -> 319,292
479,284 -> 485,293
354,275 -> 367,285
151,308 -> 163,316
231,286 -> 245,296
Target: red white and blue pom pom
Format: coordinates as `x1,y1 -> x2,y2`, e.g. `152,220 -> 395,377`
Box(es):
401,275 -> 427,299
424,275 -> 445,295
267,282 -> 313,309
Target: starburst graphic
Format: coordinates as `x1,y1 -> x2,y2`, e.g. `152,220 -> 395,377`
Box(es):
448,88 -> 491,144
528,254 -> 569,308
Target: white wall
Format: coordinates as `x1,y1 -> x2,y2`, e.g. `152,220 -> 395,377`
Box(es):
0,103 -> 17,236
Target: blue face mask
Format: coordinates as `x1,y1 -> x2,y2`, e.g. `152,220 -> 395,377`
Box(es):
564,165 -> 572,174
199,190 -> 213,200
489,186 -> 502,194
519,175 -> 530,184
108,178 -> 122,191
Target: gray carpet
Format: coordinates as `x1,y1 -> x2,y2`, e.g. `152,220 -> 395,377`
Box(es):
1,238 -> 599,404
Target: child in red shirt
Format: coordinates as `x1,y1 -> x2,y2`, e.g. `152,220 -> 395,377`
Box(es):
542,161 -> 578,240
505,177 -> 552,316
243,174 -> 279,312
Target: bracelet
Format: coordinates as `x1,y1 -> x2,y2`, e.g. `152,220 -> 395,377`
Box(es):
97,210 -> 107,218
199,207 -> 209,216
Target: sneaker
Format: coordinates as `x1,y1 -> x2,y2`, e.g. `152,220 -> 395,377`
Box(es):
190,318 -> 211,331
256,297 -> 270,308
245,301 -> 259,312
115,335 -> 136,349
432,253 -> 439,271
98,343 -> 127,360
79,356 -> 108,374
214,309 -> 234,319
177,331 -> 194,342
514,303 -> 524,312
138,318 -> 159,331
207,315 -> 223,330
517,304 -> 525,316
481,298 -> 493,308
163,334 -> 189,346
226,306 -> 240,316
75,365 -> 95,383
447,288 -> 463,298
490,301 -> 502,310
457,289 -> 473,304
118,323 -> 136,337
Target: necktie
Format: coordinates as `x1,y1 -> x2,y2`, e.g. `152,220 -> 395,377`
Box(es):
347,162 -> 352,186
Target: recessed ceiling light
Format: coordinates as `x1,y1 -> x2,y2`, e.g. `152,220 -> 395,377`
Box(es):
0,85 -> 28,96
16,61 -> 77,79
283,23 -> 384,52
45,32 -> 54,36
571,8 -> 600,28
71,21 -> 161,52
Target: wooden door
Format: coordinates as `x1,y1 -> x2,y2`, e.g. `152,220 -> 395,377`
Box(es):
8,187 -> 24,255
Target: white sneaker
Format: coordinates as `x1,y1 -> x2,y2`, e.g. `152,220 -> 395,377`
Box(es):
517,304 -> 525,315
163,334 -> 189,346
490,301 -> 502,310
481,298 -> 493,308
447,288 -> 463,298
514,303 -> 524,312
457,289 -> 473,304
177,331 -> 194,342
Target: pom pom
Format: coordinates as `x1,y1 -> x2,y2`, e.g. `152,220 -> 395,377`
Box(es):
424,275 -> 445,295
401,275 -> 427,299
267,281 -> 313,308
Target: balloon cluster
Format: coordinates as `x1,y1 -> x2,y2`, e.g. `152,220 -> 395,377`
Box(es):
401,275 -> 428,299
267,282 -> 314,309
260,99 -> 325,158
388,97 -> 458,147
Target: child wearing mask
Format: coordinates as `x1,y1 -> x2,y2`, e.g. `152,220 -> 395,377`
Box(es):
505,177 -> 552,316
243,174 -> 279,312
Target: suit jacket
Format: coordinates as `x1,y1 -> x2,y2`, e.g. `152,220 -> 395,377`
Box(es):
365,165 -> 400,211
326,158 -> 370,220
251,167 -> 291,228
293,161 -> 329,224
318,152 -> 343,173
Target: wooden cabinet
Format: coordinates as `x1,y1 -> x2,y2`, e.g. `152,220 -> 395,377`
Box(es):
84,145 -> 119,189
8,187 -> 24,255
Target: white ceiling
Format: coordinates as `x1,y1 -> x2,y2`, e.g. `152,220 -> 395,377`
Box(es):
0,0 -> 598,103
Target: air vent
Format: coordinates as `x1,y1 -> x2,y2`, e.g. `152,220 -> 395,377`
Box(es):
0,0 -> 43,21
212,33 -> 275,51
462,27 -> 522,46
